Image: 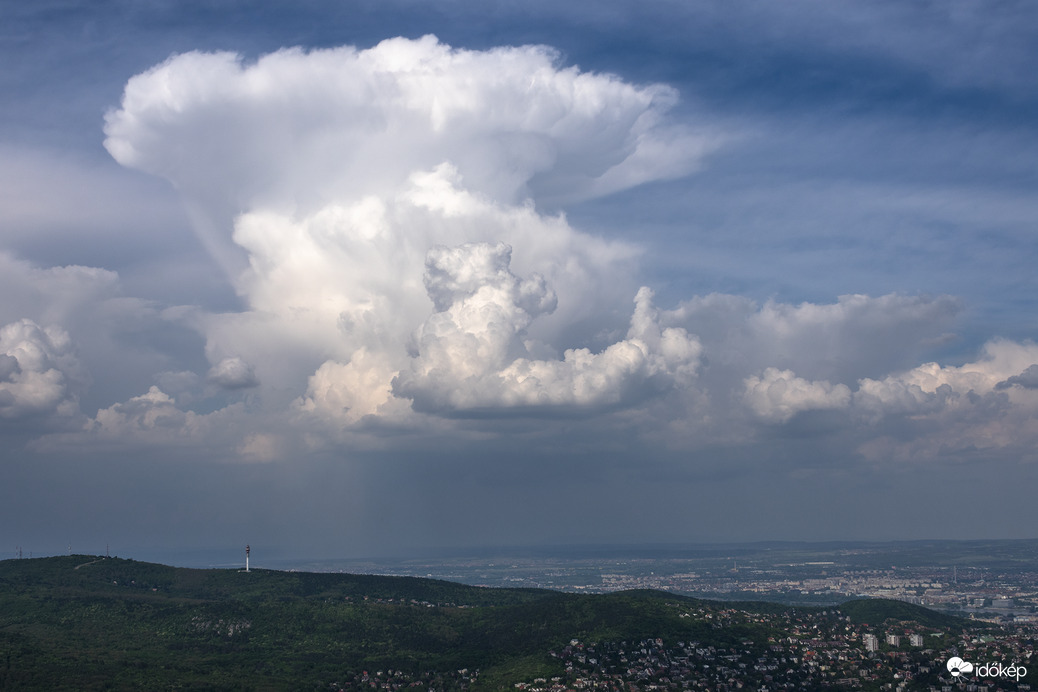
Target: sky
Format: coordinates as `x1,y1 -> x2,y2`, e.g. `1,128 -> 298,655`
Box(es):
3,0 -> 1038,563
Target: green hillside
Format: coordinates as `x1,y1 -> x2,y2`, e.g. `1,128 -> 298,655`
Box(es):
0,556 -> 998,691
838,597 -> 968,629
0,556 -> 768,691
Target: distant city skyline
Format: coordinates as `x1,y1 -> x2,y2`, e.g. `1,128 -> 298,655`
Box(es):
3,1 -> 1038,560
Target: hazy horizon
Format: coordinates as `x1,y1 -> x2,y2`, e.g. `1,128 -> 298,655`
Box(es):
13,536 -> 1038,572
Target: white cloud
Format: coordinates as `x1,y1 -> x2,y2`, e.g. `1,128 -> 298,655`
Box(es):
0,319 -> 82,420
396,241 -> 557,404
670,292 -> 961,384
0,253 -> 190,417
190,163 -> 641,414
743,367 -> 852,423
296,349 -> 402,424
41,385 -> 278,463
854,340 -> 1038,418
207,357 -> 258,390
849,342 -> 1038,462
88,386 -> 198,438
103,38 -> 708,425
30,379 -> 313,465
87,34 -> 1038,470
394,246 -> 700,413
736,339 -> 1038,461
103,35 -> 713,219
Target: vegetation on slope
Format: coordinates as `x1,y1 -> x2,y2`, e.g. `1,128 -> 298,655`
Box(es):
838,597 -> 969,629
0,556 -> 774,691
0,556 -> 974,691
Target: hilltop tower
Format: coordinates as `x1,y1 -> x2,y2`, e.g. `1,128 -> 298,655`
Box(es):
245,544 -> 250,572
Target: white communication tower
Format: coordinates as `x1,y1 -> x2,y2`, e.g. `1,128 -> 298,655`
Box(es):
245,544 -> 250,572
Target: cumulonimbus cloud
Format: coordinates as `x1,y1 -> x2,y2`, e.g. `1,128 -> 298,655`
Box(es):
77,34 -> 1038,465
102,36 -> 715,428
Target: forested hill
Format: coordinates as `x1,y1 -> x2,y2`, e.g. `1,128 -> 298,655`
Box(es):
839,596 -> 967,629
0,554 -> 550,607
0,556 -> 978,691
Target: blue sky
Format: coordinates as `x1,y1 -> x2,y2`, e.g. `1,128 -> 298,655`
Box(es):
3,0 -> 1038,562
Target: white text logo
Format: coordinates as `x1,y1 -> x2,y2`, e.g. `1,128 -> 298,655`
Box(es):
947,656 -> 1027,682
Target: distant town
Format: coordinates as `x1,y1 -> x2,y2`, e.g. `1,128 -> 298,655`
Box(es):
288,540 -> 1038,624
329,612 -> 1036,691
283,541 -> 1038,690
